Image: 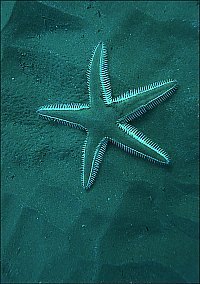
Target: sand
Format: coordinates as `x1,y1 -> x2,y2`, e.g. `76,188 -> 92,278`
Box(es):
1,1 -> 199,283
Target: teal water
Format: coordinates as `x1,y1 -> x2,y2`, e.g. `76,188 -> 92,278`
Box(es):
1,1 -> 199,283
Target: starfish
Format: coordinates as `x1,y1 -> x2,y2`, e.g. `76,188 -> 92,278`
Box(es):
37,42 -> 178,190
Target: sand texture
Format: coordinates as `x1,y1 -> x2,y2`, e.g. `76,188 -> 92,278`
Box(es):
1,1 -> 199,283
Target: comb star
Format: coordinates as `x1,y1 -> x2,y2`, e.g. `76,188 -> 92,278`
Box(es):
37,42 -> 178,190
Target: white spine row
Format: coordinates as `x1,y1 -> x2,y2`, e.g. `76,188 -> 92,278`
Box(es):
38,113 -> 86,130
121,84 -> 177,122
110,138 -> 169,165
99,43 -> 113,105
117,123 -> 170,164
38,103 -> 89,111
81,136 -> 108,190
87,43 -> 99,103
113,79 -> 177,103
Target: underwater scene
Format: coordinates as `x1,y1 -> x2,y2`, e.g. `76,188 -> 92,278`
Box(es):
1,1 -> 199,283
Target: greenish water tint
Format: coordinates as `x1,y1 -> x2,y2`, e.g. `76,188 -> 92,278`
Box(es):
1,1 -> 199,283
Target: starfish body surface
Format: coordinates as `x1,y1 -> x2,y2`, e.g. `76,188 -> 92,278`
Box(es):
37,42 -> 178,190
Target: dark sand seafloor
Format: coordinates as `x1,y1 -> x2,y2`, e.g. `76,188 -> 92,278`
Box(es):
1,1 -> 199,283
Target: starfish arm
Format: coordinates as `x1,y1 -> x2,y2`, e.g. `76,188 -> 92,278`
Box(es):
81,132 -> 108,190
110,122 -> 170,164
37,103 -> 89,130
87,42 -> 112,109
113,79 -> 178,122
99,42 -> 113,105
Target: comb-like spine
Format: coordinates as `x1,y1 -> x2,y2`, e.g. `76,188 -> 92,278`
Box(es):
99,43 -> 112,105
